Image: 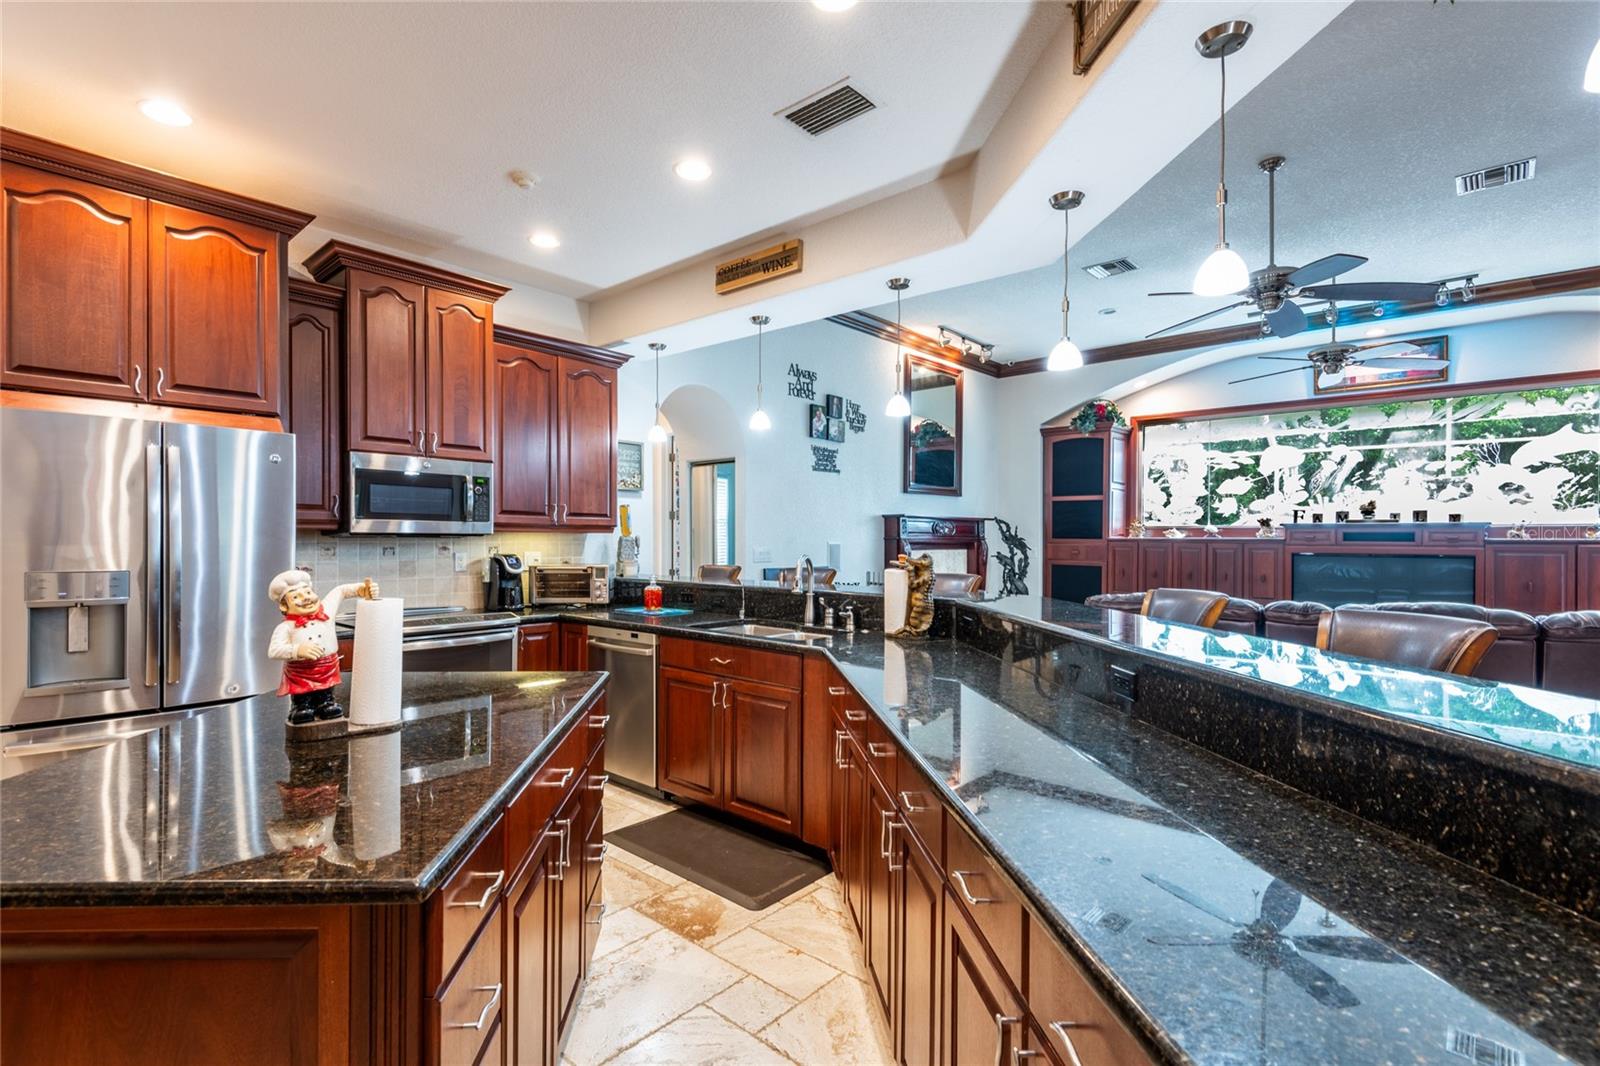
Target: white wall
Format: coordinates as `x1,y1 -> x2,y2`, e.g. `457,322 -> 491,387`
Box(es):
617,318 -> 1006,585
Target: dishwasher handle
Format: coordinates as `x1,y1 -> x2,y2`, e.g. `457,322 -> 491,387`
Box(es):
587,639 -> 657,658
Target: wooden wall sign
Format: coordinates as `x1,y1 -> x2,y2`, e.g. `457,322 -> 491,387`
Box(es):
716,240 -> 803,294
1073,0 -> 1140,75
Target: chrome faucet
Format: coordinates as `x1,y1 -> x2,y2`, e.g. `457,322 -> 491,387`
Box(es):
794,555 -> 815,626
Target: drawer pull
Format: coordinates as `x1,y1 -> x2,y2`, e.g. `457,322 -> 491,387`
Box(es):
827,686 -> 848,696
588,773 -> 610,792
448,983 -> 502,1030
879,809 -> 895,859
899,790 -> 930,813
541,767 -> 575,789
867,742 -> 893,759
834,730 -> 849,770
592,842 -> 609,863
545,822 -> 571,880
1047,1021 -> 1087,1066
710,655 -> 734,665
952,869 -> 997,905
994,1015 -> 1023,1066
844,709 -> 868,722
589,714 -> 611,729
1014,1052 -> 1043,1064
448,869 -> 504,910
885,818 -> 903,872
585,901 -> 607,925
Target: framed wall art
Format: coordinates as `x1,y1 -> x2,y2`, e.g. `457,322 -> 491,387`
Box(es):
617,440 -> 644,492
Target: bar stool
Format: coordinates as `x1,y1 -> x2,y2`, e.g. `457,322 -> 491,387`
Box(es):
1141,588 -> 1230,628
931,573 -> 983,598
774,566 -> 837,588
1315,606 -> 1497,677
695,564 -> 742,584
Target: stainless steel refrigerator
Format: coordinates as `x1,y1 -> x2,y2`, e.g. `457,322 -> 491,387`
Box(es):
1,407 -> 294,760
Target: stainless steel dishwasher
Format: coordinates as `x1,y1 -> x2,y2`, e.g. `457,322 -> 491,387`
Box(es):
585,625 -> 658,791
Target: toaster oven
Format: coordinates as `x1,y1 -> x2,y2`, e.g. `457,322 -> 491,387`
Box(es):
528,564 -> 610,605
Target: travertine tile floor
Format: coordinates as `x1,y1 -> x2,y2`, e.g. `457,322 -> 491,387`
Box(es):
560,784 -> 895,1066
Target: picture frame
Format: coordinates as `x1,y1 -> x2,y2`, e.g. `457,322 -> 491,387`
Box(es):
827,417 -> 845,443
825,393 -> 844,419
617,440 -> 644,492
1312,335 -> 1449,395
809,404 -> 829,440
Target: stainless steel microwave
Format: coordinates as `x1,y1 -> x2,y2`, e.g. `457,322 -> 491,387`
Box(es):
347,451 -> 493,535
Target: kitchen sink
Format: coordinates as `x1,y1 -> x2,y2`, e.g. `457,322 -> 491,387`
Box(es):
693,621 -> 833,643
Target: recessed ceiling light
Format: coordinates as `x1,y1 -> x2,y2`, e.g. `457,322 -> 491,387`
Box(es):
1365,327 -> 1387,338
812,0 -> 858,10
673,157 -> 712,182
1097,307 -> 1117,316
138,98 -> 192,127
529,230 -> 561,250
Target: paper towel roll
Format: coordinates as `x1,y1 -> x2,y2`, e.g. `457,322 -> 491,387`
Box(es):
883,568 -> 908,636
349,730 -> 401,860
883,640 -> 907,708
350,597 -> 403,727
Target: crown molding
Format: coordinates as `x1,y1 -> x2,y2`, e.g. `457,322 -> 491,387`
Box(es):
286,276 -> 345,311
304,239 -> 511,302
493,324 -> 631,367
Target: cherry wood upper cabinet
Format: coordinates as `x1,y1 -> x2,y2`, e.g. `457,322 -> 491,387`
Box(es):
558,357 -> 618,528
1,132 -> 311,415
2,162 -> 147,401
285,280 -> 343,529
342,269 -> 426,455
148,202 -> 282,414
494,343 -> 560,528
306,240 -> 507,459
426,290 -> 493,460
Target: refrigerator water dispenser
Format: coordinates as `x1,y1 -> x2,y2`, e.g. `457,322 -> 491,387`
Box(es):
24,571 -> 131,695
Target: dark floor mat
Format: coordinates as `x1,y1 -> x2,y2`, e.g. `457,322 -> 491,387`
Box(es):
606,807 -> 828,910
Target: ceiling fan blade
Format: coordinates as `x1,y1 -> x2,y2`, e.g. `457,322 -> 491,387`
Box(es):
1257,356 -> 1315,363
1258,879 -> 1302,932
1144,301 -> 1250,340
1141,875 -> 1242,927
1148,291 -> 1199,297
1228,365 -> 1313,385
1277,950 -> 1362,1009
1356,354 -> 1445,363
1285,253 -> 1368,288
1292,935 -> 1405,964
1297,282 -> 1440,303
1263,301 -> 1308,338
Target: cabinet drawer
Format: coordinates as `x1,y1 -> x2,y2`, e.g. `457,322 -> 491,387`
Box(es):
1027,921 -> 1155,1066
505,720 -> 590,877
944,813 -> 1025,991
1046,541 -> 1106,563
859,715 -> 898,795
661,636 -> 801,688
1288,528 -> 1336,545
432,815 -> 505,992
434,904 -> 503,1066
1422,529 -> 1481,547
895,751 -> 943,866
581,741 -> 606,905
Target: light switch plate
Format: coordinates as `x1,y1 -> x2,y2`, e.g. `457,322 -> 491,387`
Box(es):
753,547 -> 773,563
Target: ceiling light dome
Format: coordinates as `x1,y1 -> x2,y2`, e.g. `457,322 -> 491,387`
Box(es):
139,98 -> 192,127
1586,38 -> 1600,93
1047,338 -> 1084,372
673,157 -> 712,182
529,230 -> 560,250
748,408 -> 772,432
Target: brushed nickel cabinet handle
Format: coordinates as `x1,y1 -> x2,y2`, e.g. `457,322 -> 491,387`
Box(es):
1014,1051 -> 1043,1064
952,869 -> 997,905
585,901 -> 607,925
867,742 -> 893,759
899,790 -> 929,812
154,367 -> 165,396
331,493 -> 340,519
132,364 -> 143,397
834,730 -> 849,769
448,869 -> 504,910
589,714 -> 611,728
1047,1022 -> 1087,1066
587,773 -> 610,792
541,766 -> 575,788
844,709 -> 868,722
885,817 -> 903,872
448,984 -> 502,1030
430,431 -> 439,453
710,655 -> 733,665
879,809 -> 894,859
827,686 -> 848,696
994,1015 -> 1023,1066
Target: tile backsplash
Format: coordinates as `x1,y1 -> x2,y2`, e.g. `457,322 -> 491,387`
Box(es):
293,531 -> 605,610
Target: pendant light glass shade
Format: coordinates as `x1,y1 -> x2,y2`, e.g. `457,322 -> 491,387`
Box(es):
647,341 -> 668,444
748,315 -> 771,432
1585,38 -> 1600,92
1047,337 -> 1084,371
1192,245 -> 1249,296
885,278 -> 911,418
647,421 -> 669,443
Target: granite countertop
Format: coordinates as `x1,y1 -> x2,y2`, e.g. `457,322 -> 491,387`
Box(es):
0,672 -> 606,907
541,606 -> 1599,1065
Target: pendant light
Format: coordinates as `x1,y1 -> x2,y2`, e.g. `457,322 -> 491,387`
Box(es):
885,278 -> 911,418
1586,38 -> 1600,93
1046,190 -> 1085,371
748,315 -> 772,431
646,342 -> 669,443
1191,21 -> 1253,298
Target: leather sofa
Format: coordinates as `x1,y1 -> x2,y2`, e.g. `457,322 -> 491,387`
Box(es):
1537,610 -> 1600,698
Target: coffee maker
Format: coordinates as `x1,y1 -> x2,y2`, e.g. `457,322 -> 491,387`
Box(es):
488,553 -> 526,610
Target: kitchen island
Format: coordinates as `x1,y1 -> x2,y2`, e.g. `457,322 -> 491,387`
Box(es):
0,671 -> 609,1066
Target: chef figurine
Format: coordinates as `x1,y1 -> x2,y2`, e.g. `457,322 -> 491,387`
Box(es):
267,570 -> 380,726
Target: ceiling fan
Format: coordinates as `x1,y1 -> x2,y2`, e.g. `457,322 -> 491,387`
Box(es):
1227,295 -> 1446,385
1147,155 -> 1443,340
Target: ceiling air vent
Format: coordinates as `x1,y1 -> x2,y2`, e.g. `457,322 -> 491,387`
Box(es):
1083,257 -> 1138,279
783,83 -> 876,136
1455,157 -> 1536,196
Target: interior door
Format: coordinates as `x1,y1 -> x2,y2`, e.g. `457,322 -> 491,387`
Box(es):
161,422 -> 294,709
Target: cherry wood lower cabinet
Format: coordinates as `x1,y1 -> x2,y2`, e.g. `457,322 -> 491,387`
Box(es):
1487,542 -> 1577,616
518,622 -> 557,671
1582,544 -> 1600,611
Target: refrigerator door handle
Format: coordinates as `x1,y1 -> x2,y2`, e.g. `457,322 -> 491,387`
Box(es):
165,444 -> 182,686
145,442 -> 162,688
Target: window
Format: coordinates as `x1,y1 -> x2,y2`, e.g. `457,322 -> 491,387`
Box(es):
1139,384 -> 1598,526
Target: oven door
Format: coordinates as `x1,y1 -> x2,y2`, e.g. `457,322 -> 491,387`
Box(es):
401,630 -> 517,672
348,452 -> 493,535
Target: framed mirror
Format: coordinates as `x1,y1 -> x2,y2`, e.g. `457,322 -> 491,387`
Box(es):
903,354 -> 962,495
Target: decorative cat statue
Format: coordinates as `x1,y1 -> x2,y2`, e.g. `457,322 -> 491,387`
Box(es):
899,553 -> 936,637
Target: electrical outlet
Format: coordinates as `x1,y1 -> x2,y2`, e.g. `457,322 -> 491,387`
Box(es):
382,545 -> 397,557
753,547 -> 773,563
453,551 -> 468,573
1108,665 -> 1138,702
318,542 -> 337,559
435,543 -> 452,558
